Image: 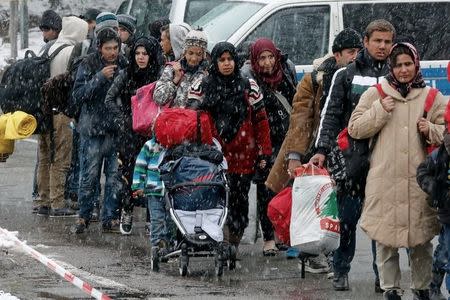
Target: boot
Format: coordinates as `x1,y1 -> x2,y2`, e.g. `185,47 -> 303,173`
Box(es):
383,290 -> 402,300
412,289 -> 430,300
333,274 -> 349,291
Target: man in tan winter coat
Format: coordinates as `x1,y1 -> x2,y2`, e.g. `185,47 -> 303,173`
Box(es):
266,28 -> 363,193
348,42 -> 446,300
36,16 -> 88,218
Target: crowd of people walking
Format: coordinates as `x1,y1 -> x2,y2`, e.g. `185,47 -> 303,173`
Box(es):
14,7 -> 450,300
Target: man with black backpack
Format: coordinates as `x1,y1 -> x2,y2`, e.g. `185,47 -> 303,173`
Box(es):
35,16 -> 88,218
310,19 -> 395,292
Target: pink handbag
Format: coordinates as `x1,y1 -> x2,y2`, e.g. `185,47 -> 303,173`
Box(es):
131,82 -> 168,136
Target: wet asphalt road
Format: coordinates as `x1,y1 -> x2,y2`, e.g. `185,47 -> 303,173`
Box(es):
0,138 -> 446,299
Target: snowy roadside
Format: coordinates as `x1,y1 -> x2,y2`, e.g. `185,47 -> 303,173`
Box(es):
0,27 -> 44,71
0,292 -> 20,300
0,230 -> 21,300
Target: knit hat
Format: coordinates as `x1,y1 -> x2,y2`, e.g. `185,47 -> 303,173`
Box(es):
117,14 -> 136,34
332,28 -> 362,53
95,12 -> 119,35
39,10 -> 62,32
183,29 -> 208,52
83,8 -> 101,22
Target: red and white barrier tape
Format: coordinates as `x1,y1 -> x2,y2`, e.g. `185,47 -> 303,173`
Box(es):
0,227 -> 112,300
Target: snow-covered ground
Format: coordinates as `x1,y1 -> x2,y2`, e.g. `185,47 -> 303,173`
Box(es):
0,230 -> 21,300
0,292 -> 20,300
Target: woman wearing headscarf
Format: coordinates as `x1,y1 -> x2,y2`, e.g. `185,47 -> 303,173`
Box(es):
241,38 -> 297,255
348,42 -> 447,300
188,41 -> 272,251
105,36 -> 164,235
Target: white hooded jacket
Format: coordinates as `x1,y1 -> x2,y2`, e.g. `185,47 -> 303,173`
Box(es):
48,16 -> 88,78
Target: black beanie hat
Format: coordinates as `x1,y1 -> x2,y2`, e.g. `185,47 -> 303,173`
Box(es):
332,28 -> 362,53
83,8 -> 101,22
117,14 -> 137,34
39,10 -> 62,32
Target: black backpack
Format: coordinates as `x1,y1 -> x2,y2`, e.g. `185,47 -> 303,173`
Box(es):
0,44 -> 70,133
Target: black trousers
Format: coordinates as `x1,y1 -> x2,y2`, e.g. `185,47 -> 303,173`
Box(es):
226,173 -> 253,242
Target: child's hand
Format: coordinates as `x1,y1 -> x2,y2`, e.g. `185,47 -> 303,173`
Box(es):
132,190 -> 144,198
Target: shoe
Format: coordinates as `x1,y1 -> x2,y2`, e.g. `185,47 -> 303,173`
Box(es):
383,289 -> 402,300
305,255 -> 330,274
327,271 -> 334,279
429,288 -> 445,300
91,205 -> 100,222
37,206 -> 50,216
262,240 -> 278,256
32,199 -> 40,214
102,219 -> 120,233
412,289 -> 430,300
119,209 -> 133,235
375,278 -> 385,293
49,207 -> 78,218
70,218 -> 88,234
333,274 -> 349,291
286,247 -> 300,259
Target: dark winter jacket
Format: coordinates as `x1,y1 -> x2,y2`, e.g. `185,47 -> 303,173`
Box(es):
72,51 -> 127,136
104,37 -> 163,152
315,49 -> 389,154
241,57 -> 297,154
417,145 -> 450,224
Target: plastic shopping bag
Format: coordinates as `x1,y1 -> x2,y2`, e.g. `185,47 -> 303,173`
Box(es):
267,186 -> 292,245
290,164 -> 340,255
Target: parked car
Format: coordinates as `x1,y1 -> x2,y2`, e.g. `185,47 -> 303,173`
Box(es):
193,0 -> 450,95
116,0 -> 226,36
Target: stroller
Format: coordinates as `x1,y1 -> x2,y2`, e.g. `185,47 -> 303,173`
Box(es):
157,142 -> 235,276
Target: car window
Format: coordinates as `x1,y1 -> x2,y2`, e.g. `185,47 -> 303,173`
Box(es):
130,0 -> 172,36
343,2 -> 450,60
241,5 -> 330,65
193,2 -> 265,48
184,0 -> 226,25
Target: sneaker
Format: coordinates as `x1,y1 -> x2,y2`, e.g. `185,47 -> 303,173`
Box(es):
37,206 -> 50,216
383,289 -> 402,300
429,288 -> 445,300
145,222 -> 151,236
333,274 -> 349,291
102,219 -> 121,233
119,209 -> 133,235
70,218 -> 88,234
49,207 -> 78,218
412,289 -> 430,300
327,271 -> 334,279
286,247 -> 300,259
91,205 -> 100,222
305,255 -> 330,274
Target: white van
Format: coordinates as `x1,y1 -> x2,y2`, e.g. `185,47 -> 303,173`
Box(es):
116,0 -> 226,36
193,0 -> 450,95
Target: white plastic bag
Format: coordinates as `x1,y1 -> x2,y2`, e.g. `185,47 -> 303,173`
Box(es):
290,164 -> 340,255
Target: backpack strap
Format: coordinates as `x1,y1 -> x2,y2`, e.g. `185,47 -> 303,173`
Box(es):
48,44 -> 71,60
423,87 -> 439,118
373,83 -> 387,98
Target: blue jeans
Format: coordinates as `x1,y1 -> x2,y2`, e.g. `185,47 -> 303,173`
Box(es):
333,193 -> 378,280
147,195 -> 174,247
430,228 -> 447,291
78,134 -> 120,223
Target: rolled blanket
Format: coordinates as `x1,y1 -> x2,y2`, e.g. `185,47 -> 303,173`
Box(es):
1,111 -> 37,139
0,111 -> 37,157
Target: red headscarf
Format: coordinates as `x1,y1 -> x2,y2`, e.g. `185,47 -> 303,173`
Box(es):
250,38 -> 283,89
445,100 -> 450,133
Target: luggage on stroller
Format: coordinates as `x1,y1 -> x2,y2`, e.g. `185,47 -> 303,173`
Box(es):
158,143 -> 233,276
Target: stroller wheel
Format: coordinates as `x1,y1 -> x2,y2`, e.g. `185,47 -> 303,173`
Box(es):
228,245 -> 237,270
179,244 -> 189,276
215,252 -> 224,276
151,247 -> 159,272
179,256 -> 188,276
